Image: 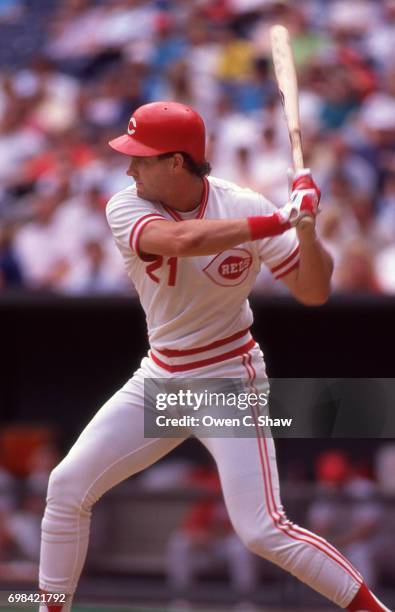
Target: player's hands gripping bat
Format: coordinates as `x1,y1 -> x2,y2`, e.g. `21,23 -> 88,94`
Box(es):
277,170 -> 320,227
270,24 -> 319,231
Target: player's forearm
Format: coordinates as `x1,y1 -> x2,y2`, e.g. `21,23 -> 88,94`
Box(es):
140,215 -> 287,257
140,219 -> 250,257
172,219 -> 253,256
293,225 -> 333,305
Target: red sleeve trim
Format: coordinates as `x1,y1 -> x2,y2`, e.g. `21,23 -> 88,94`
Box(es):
129,213 -> 166,260
270,245 -> 300,274
275,260 -> 299,279
134,218 -> 167,261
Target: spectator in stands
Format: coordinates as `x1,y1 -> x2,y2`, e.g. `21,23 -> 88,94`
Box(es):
181,18 -> 222,122
0,442 -> 58,581
0,225 -> 23,289
366,0 -> 395,72
2,485 -> 43,566
0,463 -> 16,518
335,238 -> 382,293
23,56 -> 79,135
375,243 -> 395,293
375,171 -> 395,245
63,233 -> 129,295
353,93 -> 395,184
12,193 -> 70,291
375,443 -> 395,494
0,98 -> 46,191
210,93 -> 258,182
0,459 -> 33,580
318,206 -> 353,274
249,125 -> 290,204
26,443 -> 59,497
320,136 -> 377,209
0,0 -> 24,24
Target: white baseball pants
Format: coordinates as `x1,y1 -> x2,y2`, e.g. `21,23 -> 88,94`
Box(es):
39,346 -> 362,610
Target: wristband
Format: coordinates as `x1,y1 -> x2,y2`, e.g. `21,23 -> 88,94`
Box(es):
247,213 -> 291,240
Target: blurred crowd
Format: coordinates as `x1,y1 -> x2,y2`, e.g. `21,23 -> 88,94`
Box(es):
0,430 -> 58,581
0,0 -> 395,295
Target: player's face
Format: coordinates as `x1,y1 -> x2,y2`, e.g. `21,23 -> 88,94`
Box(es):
126,155 -> 176,202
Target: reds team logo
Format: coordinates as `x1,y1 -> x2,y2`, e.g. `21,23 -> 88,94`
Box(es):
203,248 -> 253,287
127,117 -> 137,135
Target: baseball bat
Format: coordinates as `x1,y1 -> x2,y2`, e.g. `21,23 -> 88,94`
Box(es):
270,24 -> 314,229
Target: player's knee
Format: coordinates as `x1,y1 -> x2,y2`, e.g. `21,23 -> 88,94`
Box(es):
243,534 -> 266,556
46,460 -> 87,512
235,525 -> 268,557
234,517 -> 287,560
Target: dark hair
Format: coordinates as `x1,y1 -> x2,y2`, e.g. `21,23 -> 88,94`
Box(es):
157,152 -> 211,178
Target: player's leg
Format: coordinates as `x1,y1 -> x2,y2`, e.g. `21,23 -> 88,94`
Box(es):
201,434 -> 391,611
39,359 -> 187,611
200,433 -> 361,607
198,347 -> 390,611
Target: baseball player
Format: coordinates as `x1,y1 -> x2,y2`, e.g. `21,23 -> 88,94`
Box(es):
38,102 -> 391,612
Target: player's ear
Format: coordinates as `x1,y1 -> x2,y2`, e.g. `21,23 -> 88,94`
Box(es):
172,153 -> 185,173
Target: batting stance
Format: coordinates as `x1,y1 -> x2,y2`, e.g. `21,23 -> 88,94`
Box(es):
38,102 -> 391,612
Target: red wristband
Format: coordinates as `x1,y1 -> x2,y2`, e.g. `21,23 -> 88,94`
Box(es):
247,213 -> 290,240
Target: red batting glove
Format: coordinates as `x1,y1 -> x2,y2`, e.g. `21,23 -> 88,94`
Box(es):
291,168 -> 321,203
247,169 -> 322,240
289,168 -> 321,222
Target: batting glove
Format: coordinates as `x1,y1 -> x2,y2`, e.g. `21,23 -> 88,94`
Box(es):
280,169 -> 321,227
291,168 -> 321,202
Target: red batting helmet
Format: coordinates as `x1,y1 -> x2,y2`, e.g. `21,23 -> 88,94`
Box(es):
108,101 -> 206,164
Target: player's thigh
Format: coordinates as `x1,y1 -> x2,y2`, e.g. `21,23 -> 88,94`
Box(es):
200,434 -> 279,503
197,346 -> 278,538
199,435 -> 280,545
51,373 -> 186,503
196,345 -> 276,498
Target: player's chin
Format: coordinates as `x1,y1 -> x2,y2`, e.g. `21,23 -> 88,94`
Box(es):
135,183 -> 145,197
136,184 -> 156,203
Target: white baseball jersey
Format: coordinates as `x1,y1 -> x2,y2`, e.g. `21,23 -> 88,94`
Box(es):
106,176 -> 299,372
